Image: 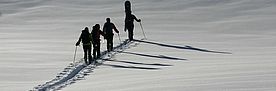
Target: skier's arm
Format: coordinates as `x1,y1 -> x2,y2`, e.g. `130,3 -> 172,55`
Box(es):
76,33 -> 82,46
103,23 -> 107,34
124,23 -> 127,32
99,30 -> 105,37
124,17 -> 127,32
89,33 -> 93,42
133,15 -> 141,22
90,32 -> 94,44
113,24 -> 119,33
103,23 -> 107,39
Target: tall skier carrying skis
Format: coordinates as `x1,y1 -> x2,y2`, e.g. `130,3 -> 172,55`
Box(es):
124,0 -> 141,41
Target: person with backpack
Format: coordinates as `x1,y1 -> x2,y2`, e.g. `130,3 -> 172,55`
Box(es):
124,1 -> 141,41
76,27 -> 92,65
91,24 -> 105,59
103,18 -> 119,52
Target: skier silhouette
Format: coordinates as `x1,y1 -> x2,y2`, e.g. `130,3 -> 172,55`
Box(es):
76,27 -> 92,64
124,0 -> 141,41
103,18 -> 119,52
91,24 -> 105,59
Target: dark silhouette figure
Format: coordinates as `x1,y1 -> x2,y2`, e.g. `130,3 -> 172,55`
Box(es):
76,27 -> 92,64
124,1 -> 141,41
103,18 -> 119,52
91,24 -> 105,59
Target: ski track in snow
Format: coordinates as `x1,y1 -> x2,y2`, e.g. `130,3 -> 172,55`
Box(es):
31,39 -> 141,91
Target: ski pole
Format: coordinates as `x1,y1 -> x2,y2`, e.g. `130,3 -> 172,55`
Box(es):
73,46 -> 78,65
117,33 -> 122,43
139,21 -> 147,39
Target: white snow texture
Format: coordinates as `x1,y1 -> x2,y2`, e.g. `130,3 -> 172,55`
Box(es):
0,0 -> 276,91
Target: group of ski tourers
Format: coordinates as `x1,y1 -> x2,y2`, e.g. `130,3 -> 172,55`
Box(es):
75,1 -> 141,64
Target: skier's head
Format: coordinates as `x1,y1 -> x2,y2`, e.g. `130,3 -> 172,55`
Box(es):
106,18 -> 110,23
95,24 -> 100,29
84,27 -> 89,31
125,0 -> 131,14
125,1 -> 131,6
83,27 -> 89,33
92,25 -> 96,30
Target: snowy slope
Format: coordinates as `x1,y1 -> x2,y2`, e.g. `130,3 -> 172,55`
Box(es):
1,0 -> 276,91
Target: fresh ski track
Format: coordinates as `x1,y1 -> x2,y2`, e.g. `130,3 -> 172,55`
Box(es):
32,39 -> 142,91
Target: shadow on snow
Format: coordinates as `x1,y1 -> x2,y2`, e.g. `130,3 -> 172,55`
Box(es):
101,59 -> 173,70
106,59 -> 173,66
121,51 -> 187,61
103,64 -> 160,70
133,39 -> 232,54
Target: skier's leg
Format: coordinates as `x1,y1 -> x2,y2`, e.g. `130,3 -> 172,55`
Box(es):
107,38 -> 110,52
83,46 -> 88,64
107,35 -> 113,52
110,36 -> 114,51
93,44 -> 97,59
88,45 -> 92,64
129,26 -> 134,41
127,26 -> 134,41
127,27 -> 131,41
97,42 -> 101,58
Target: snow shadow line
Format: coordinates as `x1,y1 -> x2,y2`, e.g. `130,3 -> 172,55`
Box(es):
101,59 -> 172,70
106,59 -> 173,66
121,51 -> 187,61
133,39 -> 232,54
103,64 -> 161,70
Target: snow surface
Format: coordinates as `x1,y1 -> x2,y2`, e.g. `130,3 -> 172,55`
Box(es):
1,0 -> 276,91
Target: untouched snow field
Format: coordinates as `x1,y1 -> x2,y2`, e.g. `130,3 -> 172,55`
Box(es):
1,0 -> 276,91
